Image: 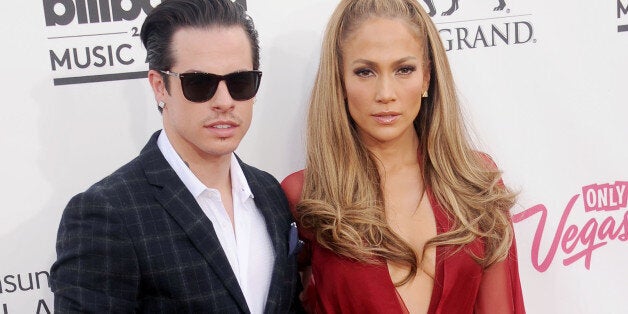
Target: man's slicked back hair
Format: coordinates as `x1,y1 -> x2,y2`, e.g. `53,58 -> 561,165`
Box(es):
140,0 -> 260,89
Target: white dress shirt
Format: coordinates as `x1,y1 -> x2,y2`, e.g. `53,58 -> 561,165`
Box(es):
157,130 -> 274,314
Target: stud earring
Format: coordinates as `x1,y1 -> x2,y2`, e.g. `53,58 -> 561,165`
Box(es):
422,91 -> 428,98
158,101 -> 165,109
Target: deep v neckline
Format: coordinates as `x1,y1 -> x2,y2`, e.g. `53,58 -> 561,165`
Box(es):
383,185 -> 445,314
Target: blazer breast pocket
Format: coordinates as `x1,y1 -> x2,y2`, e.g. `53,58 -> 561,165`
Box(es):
288,222 -> 304,257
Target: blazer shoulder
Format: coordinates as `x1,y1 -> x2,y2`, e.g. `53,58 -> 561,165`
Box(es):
73,155 -> 148,206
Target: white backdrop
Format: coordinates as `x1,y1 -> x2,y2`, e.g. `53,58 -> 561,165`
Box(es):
1,0 -> 627,313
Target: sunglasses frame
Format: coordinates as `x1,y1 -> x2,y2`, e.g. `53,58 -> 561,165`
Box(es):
160,69 -> 262,103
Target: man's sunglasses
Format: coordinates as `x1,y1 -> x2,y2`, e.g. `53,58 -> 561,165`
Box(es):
160,70 -> 262,102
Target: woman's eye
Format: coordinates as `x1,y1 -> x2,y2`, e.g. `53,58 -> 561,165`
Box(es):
397,66 -> 416,75
354,68 -> 373,77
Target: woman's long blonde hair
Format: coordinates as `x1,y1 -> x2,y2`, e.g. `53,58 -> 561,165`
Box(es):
298,0 -> 517,286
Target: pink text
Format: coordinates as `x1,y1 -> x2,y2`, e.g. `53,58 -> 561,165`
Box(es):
513,194 -> 628,272
582,181 -> 628,212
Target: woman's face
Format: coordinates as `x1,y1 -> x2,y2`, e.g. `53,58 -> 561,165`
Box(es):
342,17 -> 430,148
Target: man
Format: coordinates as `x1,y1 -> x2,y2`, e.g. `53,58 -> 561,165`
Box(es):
50,0 -> 301,312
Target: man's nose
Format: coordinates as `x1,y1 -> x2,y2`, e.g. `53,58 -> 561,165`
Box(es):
210,80 -> 236,111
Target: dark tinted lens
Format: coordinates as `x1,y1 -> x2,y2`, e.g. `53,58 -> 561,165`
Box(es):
180,73 -> 219,102
225,71 -> 261,101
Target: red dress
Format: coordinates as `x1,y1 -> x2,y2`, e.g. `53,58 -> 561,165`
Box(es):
282,171 -> 525,314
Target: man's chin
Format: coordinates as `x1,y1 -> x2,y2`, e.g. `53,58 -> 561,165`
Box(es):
199,139 -> 241,158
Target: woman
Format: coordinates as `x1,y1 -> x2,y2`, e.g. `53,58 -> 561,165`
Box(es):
282,0 -> 525,313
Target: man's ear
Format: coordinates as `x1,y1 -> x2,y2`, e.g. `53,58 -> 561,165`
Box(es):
148,69 -> 167,101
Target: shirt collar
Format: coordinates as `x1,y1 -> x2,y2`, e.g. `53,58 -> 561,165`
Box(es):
157,130 -> 206,198
157,130 -> 254,201
230,152 -> 254,201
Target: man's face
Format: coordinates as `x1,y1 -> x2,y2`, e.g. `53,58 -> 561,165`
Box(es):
150,26 -> 255,163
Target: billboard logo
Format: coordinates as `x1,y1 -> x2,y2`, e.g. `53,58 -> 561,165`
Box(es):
423,0 -> 506,16
619,0 -> 628,32
43,0 -> 161,85
43,0 -> 156,26
43,0 -> 248,86
50,44 -> 135,69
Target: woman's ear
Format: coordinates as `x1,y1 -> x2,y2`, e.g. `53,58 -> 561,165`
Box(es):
422,65 -> 431,97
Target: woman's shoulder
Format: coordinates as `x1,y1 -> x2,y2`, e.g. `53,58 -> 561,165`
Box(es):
281,170 -> 305,211
472,151 -> 508,189
474,151 -> 499,171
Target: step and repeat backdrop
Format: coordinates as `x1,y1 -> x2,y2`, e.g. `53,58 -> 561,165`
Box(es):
1,0 -> 626,312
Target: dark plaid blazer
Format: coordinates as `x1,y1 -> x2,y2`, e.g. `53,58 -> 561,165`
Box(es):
50,131 -> 301,313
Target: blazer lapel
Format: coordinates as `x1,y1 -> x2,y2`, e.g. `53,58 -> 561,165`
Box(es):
139,132 -> 250,313
238,158 -> 289,314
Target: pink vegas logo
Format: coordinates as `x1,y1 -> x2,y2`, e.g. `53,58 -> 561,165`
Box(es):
513,181 -> 628,272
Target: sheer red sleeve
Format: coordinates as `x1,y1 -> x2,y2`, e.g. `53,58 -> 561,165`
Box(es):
475,153 -> 525,314
475,153 -> 526,313
281,171 -> 317,312
475,230 -> 526,313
